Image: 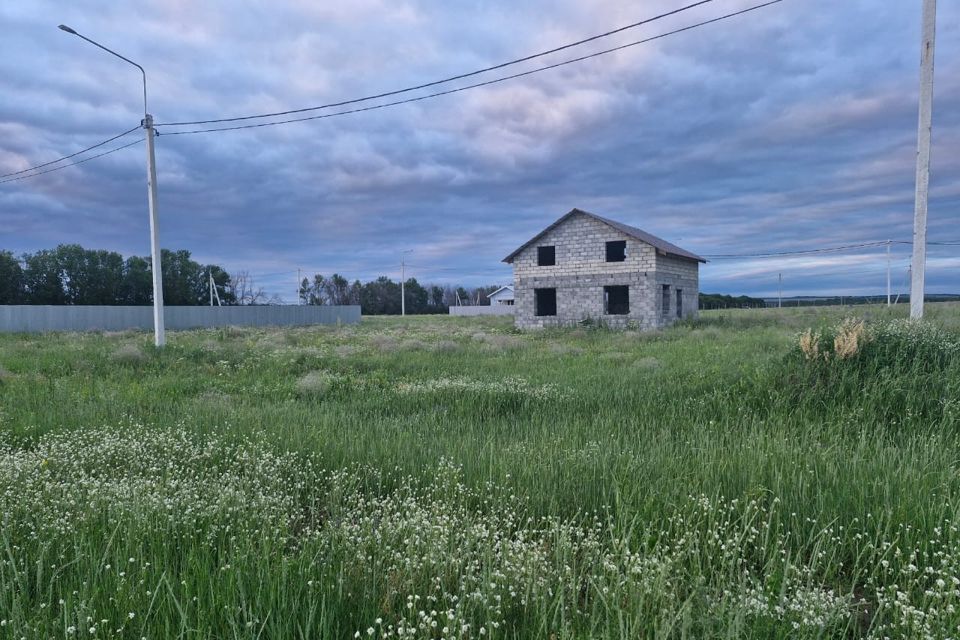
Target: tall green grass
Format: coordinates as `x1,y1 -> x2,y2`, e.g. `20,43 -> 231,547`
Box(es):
0,303 -> 959,638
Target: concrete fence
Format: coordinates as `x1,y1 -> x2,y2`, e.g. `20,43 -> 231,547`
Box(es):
449,305 -> 515,317
0,305 -> 361,333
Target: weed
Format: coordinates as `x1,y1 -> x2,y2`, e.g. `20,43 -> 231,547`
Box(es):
109,343 -> 146,366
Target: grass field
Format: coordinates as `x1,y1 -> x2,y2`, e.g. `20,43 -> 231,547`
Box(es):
1,303 -> 960,639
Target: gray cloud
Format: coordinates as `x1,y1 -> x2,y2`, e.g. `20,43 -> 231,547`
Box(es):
1,0 -> 958,300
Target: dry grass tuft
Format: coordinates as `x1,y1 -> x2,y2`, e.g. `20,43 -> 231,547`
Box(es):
799,329 -> 825,361
433,340 -> 460,353
368,335 -> 399,353
834,318 -> 867,360
0,365 -> 14,383
549,344 -> 584,357
473,333 -> 523,352
400,340 -> 430,352
110,344 -> 147,366
632,356 -> 662,370
295,371 -> 336,398
333,344 -> 360,359
221,325 -> 247,338
196,390 -> 232,405
101,330 -> 134,339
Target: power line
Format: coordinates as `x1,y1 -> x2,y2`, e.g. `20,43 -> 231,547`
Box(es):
157,1 -> 785,137
705,238 -> 960,259
0,125 -> 141,179
156,0 -> 725,128
0,138 -> 143,185
704,240 -> 896,259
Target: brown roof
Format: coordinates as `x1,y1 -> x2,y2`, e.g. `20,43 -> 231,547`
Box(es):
502,208 -> 706,263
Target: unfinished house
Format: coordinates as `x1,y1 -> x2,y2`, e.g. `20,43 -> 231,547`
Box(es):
503,209 -> 705,329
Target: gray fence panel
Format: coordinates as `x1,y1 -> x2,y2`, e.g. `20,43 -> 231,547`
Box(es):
0,305 -> 360,333
449,306 -> 515,316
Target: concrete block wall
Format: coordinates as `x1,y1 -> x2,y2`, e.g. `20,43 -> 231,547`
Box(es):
511,211 -> 699,329
653,254 -> 699,327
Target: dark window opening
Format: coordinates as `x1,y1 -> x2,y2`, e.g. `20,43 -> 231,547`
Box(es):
661,284 -> 670,316
676,289 -> 683,317
537,246 -> 556,266
606,240 -> 626,262
535,288 -> 557,316
604,285 -> 629,315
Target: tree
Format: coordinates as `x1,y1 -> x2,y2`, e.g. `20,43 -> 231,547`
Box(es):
327,273 -> 351,305
22,249 -> 67,304
429,285 -> 445,309
0,251 -> 24,303
349,280 -> 362,305
403,278 -> 429,314
118,256 -> 152,305
360,276 -> 401,315
299,274 -> 327,305
57,245 -> 125,305
229,270 -> 268,305
160,249 -> 208,305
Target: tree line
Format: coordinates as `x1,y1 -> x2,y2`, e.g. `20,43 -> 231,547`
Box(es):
698,293 -> 766,309
298,274 -> 500,315
0,245 -> 273,306
0,245 -> 504,313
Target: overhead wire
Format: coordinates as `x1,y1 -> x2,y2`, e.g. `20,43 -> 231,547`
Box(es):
155,0 -> 725,127
157,0 -> 785,136
703,240 -> 892,259
0,138 -> 143,185
0,125 -> 141,179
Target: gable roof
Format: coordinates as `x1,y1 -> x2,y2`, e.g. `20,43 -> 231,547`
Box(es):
502,208 -> 706,264
488,285 -> 514,297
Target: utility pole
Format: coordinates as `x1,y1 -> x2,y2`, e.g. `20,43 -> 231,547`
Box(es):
400,250 -> 412,316
59,25 -> 165,346
910,0 -> 937,320
886,240 -> 892,305
144,114 -> 164,345
209,268 -> 214,306
297,268 -> 302,305
208,271 -> 221,306
778,273 -> 782,309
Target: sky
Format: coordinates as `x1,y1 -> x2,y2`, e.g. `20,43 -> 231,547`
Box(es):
1,0 -> 958,301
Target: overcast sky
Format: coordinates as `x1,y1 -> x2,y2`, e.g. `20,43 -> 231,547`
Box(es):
1,0 -> 958,300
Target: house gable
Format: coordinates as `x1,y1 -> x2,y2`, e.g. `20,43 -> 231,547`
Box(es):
503,208 -> 705,264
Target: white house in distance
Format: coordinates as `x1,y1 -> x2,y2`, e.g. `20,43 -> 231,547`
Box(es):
487,285 -> 514,306
449,285 -> 515,316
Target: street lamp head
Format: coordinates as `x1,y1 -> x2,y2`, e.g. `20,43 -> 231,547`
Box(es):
58,24 -> 78,35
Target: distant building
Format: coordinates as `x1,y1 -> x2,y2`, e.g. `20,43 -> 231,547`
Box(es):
487,285 -> 514,306
502,208 -> 705,329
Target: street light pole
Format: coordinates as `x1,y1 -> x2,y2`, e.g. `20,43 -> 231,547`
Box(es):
59,24 -> 165,346
400,250 -> 413,317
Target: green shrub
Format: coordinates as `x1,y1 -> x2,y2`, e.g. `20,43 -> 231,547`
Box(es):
784,319 -> 960,425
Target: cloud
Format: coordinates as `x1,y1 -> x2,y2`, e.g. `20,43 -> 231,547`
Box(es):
1,0 -> 958,301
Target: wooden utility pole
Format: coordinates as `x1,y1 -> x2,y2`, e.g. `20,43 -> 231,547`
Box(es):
910,0 -> 937,319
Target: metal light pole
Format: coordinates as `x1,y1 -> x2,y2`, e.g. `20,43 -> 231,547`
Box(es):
59,24 -> 166,346
400,250 -> 413,316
